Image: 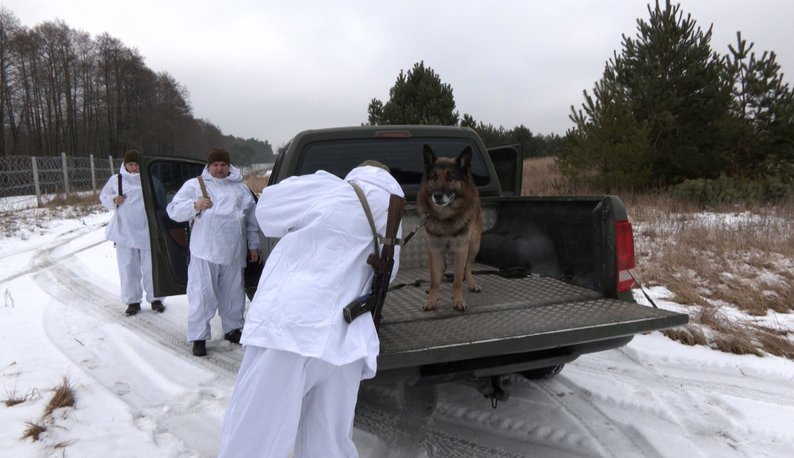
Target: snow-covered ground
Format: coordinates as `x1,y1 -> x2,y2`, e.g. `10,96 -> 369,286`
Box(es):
1,206 -> 793,457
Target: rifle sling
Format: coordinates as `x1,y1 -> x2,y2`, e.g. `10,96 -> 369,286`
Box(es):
349,182 -> 379,258
197,175 -> 209,199
189,175 -> 208,240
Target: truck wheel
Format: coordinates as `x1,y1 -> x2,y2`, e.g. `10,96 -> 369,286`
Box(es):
520,364 -> 565,380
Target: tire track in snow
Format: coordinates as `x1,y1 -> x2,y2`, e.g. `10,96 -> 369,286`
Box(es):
0,225 -> 101,283
35,251 -> 246,376
29,225 -> 240,457
357,374 -> 650,458
28,225 -> 245,376
611,348 -> 757,457
356,383 -> 537,458
527,376 -> 664,458
28,223 -> 670,457
616,346 -> 794,406
560,349 -> 754,458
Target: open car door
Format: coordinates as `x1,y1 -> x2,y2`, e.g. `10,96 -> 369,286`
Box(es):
487,145 -> 523,197
140,156 -> 206,297
141,156 -> 266,299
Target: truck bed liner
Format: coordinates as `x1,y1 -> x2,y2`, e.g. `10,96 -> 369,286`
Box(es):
377,264 -> 688,370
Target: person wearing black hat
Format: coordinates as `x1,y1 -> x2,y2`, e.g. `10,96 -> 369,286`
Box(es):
166,148 -> 260,357
99,150 -> 166,316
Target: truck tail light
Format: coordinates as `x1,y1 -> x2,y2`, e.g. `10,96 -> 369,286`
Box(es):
615,220 -> 636,293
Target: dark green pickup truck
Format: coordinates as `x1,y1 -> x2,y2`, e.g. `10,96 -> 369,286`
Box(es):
141,125 -> 688,401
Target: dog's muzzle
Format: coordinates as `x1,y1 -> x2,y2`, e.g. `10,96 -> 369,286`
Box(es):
432,192 -> 456,208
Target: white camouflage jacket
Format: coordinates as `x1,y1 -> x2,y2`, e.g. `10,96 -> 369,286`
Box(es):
166,165 -> 259,267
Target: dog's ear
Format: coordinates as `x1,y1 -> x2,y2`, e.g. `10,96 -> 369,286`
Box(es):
456,146 -> 473,175
422,144 -> 437,175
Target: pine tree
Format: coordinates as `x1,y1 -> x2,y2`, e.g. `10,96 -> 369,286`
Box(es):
612,0 -> 732,184
557,68 -> 652,192
724,32 -> 794,179
561,0 -> 734,189
367,61 -> 459,125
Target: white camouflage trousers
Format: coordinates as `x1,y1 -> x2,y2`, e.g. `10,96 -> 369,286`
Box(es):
218,347 -> 364,458
186,256 -> 245,341
115,245 -> 162,305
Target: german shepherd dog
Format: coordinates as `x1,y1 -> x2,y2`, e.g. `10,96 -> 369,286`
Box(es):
417,144 -> 483,312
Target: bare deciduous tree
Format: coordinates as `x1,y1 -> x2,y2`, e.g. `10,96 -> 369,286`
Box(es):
0,8 -> 274,162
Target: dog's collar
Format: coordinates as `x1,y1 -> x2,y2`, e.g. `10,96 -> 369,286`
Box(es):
424,218 -> 471,237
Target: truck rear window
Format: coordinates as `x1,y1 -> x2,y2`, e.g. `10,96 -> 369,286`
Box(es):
297,139 -> 490,190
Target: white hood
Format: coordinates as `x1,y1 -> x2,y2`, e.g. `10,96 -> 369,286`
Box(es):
344,165 -> 404,198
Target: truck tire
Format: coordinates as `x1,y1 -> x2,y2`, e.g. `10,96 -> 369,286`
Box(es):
520,364 -> 565,380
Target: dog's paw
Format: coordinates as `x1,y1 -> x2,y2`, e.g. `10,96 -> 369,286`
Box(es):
452,297 -> 468,312
423,299 -> 439,311
469,283 -> 482,293
424,289 -> 439,310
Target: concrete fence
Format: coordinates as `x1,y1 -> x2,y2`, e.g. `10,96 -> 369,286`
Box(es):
0,154 -> 119,208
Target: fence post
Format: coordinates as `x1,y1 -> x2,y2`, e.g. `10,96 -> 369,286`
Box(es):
109,155 -> 115,175
61,152 -> 70,196
31,156 -> 42,207
90,154 -> 97,192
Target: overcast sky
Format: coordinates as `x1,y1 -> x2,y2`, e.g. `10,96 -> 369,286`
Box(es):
5,0 -> 794,148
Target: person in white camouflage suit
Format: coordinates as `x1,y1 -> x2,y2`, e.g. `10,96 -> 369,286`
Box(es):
218,161 -> 403,458
99,149 -> 166,316
167,148 -> 260,357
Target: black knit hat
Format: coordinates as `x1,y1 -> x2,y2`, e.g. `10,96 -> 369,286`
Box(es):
123,150 -> 140,164
207,148 -> 231,165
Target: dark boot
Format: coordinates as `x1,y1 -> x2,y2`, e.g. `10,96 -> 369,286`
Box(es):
192,340 -> 207,357
151,300 -> 165,313
224,329 -> 242,344
125,303 -> 141,316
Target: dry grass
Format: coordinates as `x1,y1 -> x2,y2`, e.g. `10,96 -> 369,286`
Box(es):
245,174 -> 269,197
44,377 -> 76,418
20,376 -> 76,443
662,326 -> 707,346
22,421 -> 47,441
522,156 -> 794,359
521,156 -> 565,195
1,193 -> 105,238
44,191 -> 103,209
3,384 -> 40,407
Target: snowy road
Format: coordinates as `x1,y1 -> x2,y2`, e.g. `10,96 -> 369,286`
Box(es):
2,212 -> 794,457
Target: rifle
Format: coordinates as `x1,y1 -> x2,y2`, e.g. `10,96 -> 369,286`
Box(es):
116,173 -> 123,208
343,193 -> 405,329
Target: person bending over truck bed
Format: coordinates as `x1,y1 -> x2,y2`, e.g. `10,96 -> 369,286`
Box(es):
218,161 -> 403,458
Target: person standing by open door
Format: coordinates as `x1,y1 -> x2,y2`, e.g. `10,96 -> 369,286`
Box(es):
99,149 -> 166,316
166,148 -> 260,357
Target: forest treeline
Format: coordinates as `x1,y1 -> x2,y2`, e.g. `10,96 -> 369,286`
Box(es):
558,1 -> 794,197
0,8 -> 273,164
368,1 -> 794,201
367,60 -> 563,158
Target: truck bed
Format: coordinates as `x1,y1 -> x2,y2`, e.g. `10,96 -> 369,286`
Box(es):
377,264 -> 688,372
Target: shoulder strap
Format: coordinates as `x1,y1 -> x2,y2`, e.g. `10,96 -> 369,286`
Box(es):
117,173 -> 123,196
197,175 -> 209,198
349,182 -> 379,258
